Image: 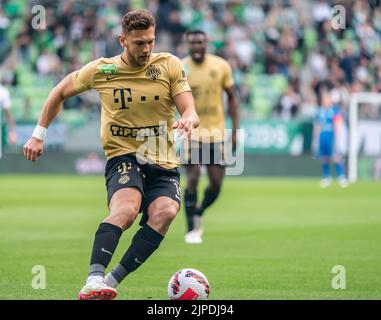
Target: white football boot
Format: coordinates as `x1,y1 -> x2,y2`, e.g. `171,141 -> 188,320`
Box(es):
338,177 -> 349,188
78,279 -> 117,300
185,229 -> 203,244
319,177 -> 332,188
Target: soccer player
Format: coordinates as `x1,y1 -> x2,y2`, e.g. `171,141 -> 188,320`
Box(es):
0,82 -> 16,157
181,30 -> 239,244
23,10 -> 199,300
313,88 -> 348,188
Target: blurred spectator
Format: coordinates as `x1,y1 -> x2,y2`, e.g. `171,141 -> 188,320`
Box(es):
53,25 -> 66,59
36,49 -> 60,76
278,83 -> 301,121
1,0 -> 381,127
340,43 -> 358,85
309,50 -> 328,81
166,9 -> 187,48
15,27 -> 31,64
0,8 -> 10,59
312,0 -> 331,38
0,82 -> 17,146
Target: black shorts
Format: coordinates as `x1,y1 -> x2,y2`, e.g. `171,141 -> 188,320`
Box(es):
180,141 -> 225,166
105,153 -> 181,226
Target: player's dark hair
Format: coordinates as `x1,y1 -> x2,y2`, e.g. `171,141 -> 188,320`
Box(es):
185,29 -> 207,39
122,9 -> 155,33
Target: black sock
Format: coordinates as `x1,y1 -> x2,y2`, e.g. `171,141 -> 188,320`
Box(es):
88,222 -> 123,277
184,189 -> 198,231
109,224 -> 164,284
198,187 -> 221,217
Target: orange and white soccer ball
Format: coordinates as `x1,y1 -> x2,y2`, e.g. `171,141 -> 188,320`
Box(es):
167,268 -> 210,300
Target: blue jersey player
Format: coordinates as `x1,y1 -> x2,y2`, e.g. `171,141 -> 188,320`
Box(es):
313,90 -> 348,188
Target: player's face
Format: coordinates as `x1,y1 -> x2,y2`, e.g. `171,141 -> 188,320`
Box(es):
321,91 -> 332,108
187,34 -> 207,64
120,26 -> 155,67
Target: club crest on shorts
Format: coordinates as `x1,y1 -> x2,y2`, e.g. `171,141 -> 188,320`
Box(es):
118,174 -> 130,184
146,65 -> 161,80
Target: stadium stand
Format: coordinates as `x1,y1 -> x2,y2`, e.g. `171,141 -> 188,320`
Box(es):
1,0 -> 381,148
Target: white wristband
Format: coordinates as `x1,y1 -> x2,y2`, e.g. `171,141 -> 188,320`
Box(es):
32,125 -> 47,141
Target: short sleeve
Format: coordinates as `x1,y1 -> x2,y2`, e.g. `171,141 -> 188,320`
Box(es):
167,55 -> 191,98
72,60 -> 98,92
0,88 -> 11,109
222,61 -> 234,89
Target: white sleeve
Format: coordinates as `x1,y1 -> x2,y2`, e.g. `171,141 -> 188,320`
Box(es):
0,88 -> 12,110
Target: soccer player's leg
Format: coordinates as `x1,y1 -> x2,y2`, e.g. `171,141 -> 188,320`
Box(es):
319,157 -> 332,188
333,153 -> 348,188
181,139 -> 201,232
184,164 -> 225,244
319,137 -> 332,188
184,164 -> 201,232
197,141 -> 226,217
104,167 -> 181,289
197,164 -> 225,218
79,188 -> 142,300
78,155 -> 144,300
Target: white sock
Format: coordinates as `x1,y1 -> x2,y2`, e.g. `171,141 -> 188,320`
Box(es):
86,275 -> 104,284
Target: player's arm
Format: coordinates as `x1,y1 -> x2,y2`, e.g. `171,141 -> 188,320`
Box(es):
1,87 -> 16,145
333,112 -> 344,154
225,86 -> 239,151
3,108 -> 16,145
333,113 -> 343,137
23,72 -> 84,161
172,91 -> 199,139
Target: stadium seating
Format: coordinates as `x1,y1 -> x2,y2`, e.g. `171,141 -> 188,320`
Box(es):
2,0 -> 380,138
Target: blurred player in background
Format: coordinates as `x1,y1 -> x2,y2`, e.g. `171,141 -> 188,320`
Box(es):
23,9 -> 198,300
181,30 -> 239,244
0,81 -> 16,157
313,87 -> 348,188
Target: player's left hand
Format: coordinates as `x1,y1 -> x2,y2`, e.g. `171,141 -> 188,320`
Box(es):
172,116 -> 199,139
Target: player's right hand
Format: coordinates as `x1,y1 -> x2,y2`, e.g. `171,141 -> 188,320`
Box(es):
172,115 -> 199,140
23,137 -> 44,161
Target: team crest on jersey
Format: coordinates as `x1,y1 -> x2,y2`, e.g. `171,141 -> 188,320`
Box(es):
118,174 -> 130,185
146,65 -> 161,80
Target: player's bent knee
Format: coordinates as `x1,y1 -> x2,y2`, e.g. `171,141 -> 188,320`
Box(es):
149,199 -> 179,225
163,205 -> 179,222
106,203 -> 139,230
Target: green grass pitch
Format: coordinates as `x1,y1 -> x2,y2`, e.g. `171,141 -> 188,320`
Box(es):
0,175 -> 380,299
